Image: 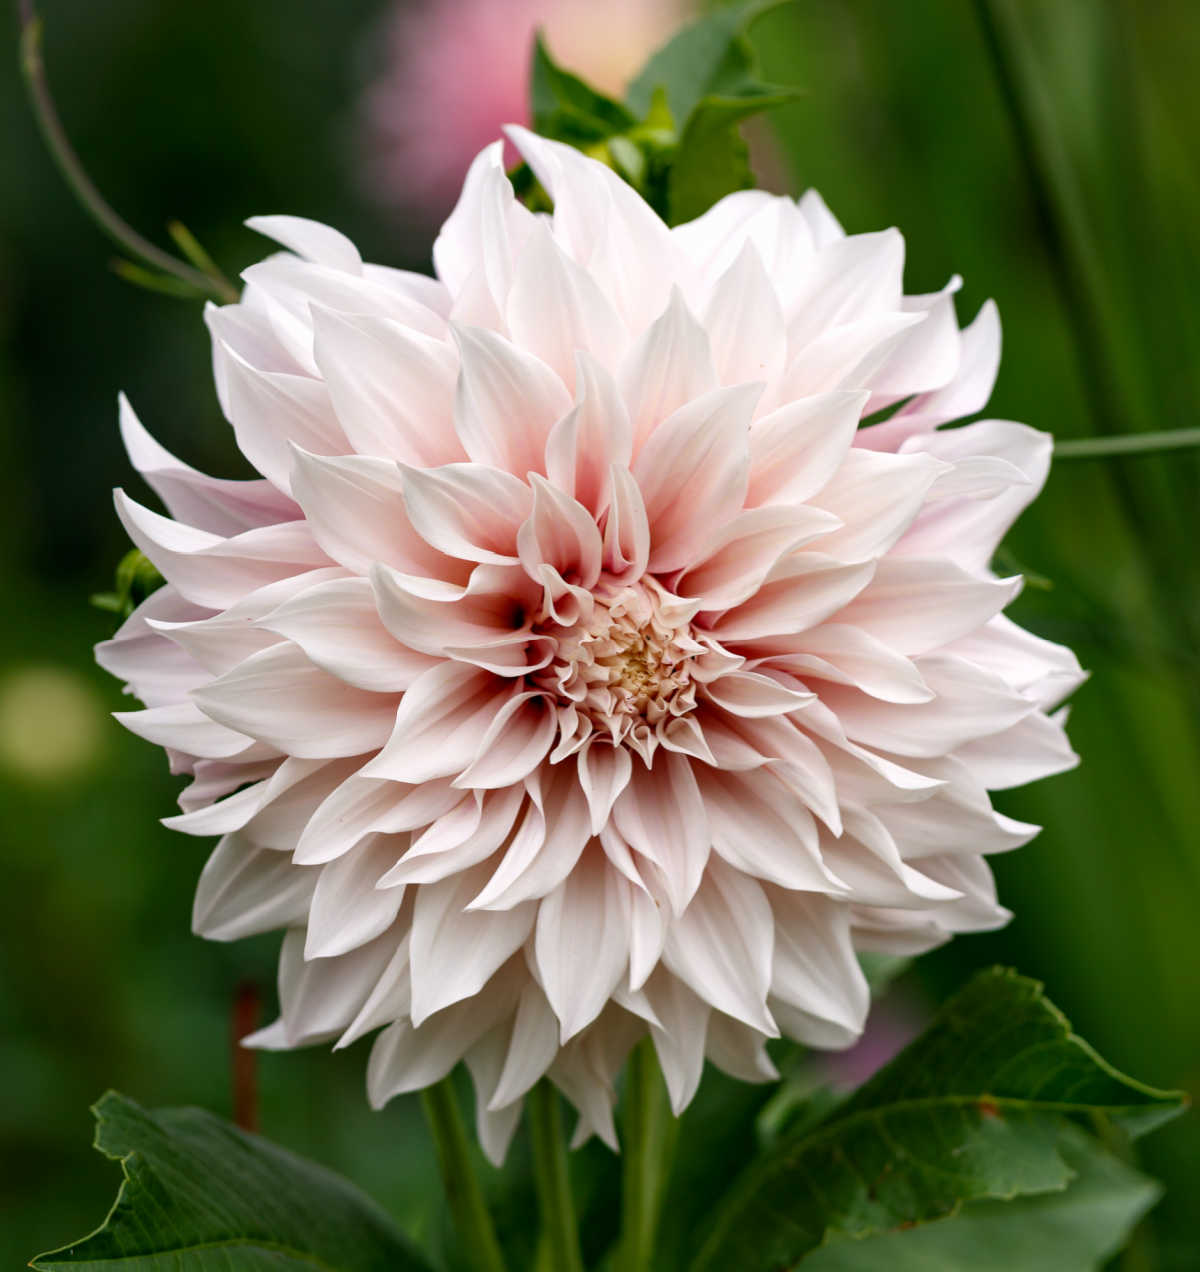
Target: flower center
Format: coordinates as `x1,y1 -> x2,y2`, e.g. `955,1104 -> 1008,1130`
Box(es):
532,577 -> 706,750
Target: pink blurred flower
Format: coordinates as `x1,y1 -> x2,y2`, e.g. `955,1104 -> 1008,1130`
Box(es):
820,993 -> 927,1090
360,0 -> 692,220
99,133 -> 1083,1160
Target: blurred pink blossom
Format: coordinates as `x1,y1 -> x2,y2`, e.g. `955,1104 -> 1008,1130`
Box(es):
359,0 -> 693,221
820,993 -> 928,1090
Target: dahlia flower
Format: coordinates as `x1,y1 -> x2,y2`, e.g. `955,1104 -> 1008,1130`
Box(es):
98,129 -> 1083,1161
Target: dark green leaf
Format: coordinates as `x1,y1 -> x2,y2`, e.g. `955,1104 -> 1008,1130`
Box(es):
666,87 -> 798,224
90,548 -> 163,619
689,968 -> 1184,1271
32,1091 -> 433,1271
802,1124 -> 1161,1272
626,0 -> 793,124
530,33 -> 635,145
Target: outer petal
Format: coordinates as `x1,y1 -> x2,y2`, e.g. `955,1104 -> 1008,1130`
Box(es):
193,642 -> 399,758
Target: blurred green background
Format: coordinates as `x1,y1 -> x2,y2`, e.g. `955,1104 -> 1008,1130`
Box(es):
1,0 -> 1197,1266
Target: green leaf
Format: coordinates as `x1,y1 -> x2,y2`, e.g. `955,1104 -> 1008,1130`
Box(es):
623,2 -> 799,225
802,1123 -> 1161,1272
32,1091 -> 434,1271
530,33 -> 635,145
689,968 -> 1185,1271
90,547 -> 163,619
626,0 -> 793,125
667,87 -> 798,224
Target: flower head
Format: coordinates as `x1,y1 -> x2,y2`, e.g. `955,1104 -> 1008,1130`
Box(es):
99,129 -> 1083,1160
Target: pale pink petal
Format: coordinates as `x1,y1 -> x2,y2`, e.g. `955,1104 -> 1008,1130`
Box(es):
702,241 -> 786,388
701,768 -> 842,892
245,215 -> 363,273
662,859 -> 777,1035
311,307 -> 464,466
193,833 -> 317,940
305,837 -> 407,957
953,708 -> 1079,789
507,220 -> 625,386
895,421 -> 1051,570
762,623 -> 934,704
640,969 -> 710,1114
362,662 -> 514,784
536,850 -> 631,1040
805,449 -> 948,563
578,738 -> 634,834
859,299 -> 1000,449
702,670 -> 814,718
678,506 -> 842,612
454,692 -> 557,789
193,642 -> 399,758
819,654 -> 1035,758
787,229 -> 905,348
707,553 -> 876,642
517,474 -> 603,590
257,575 -> 439,691
409,864 -> 534,1023
294,775 -> 459,865
601,465 -> 650,579
745,390 -> 868,507
769,889 -> 868,1046
119,394 -> 298,534
633,384 -> 756,573
506,125 -> 678,329
211,339 -> 347,492
612,755 -> 709,915
114,492 -> 329,610
452,325 -> 572,474
290,449 -> 468,580
114,700 -> 262,760
380,786 -> 524,887
400,462 -> 532,564
620,288 -> 717,452
835,557 -> 1022,656
489,983 -> 560,1109
468,765 -> 592,909
797,189 -> 845,248
544,353 -> 634,516
863,278 -> 963,405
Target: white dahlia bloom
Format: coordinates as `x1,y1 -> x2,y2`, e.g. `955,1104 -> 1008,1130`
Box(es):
98,128 -> 1083,1161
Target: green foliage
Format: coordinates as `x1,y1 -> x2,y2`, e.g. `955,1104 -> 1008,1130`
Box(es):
32,973 -> 1183,1272
530,34 -> 635,145
32,1092 -> 433,1272
688,968 -> 1184,1271
526,2 -> 798,225
802,1124 -> 1161,1272
89,548 -> 162,618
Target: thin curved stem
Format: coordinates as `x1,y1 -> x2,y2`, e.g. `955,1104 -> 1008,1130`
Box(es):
616,1039 -> 677,1272
18,4 -> 237,302
419,1078 -> 508,1272
1054,428 -> 1200,460
528,1081 -> 584,1272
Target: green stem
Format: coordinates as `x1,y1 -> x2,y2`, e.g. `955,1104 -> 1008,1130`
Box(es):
528,1081 -> 584,1272
18,5 -> 237,303
419,1078 -> 508,1272
1055,428 -> 1200,460
616,1040 -> 677,1272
